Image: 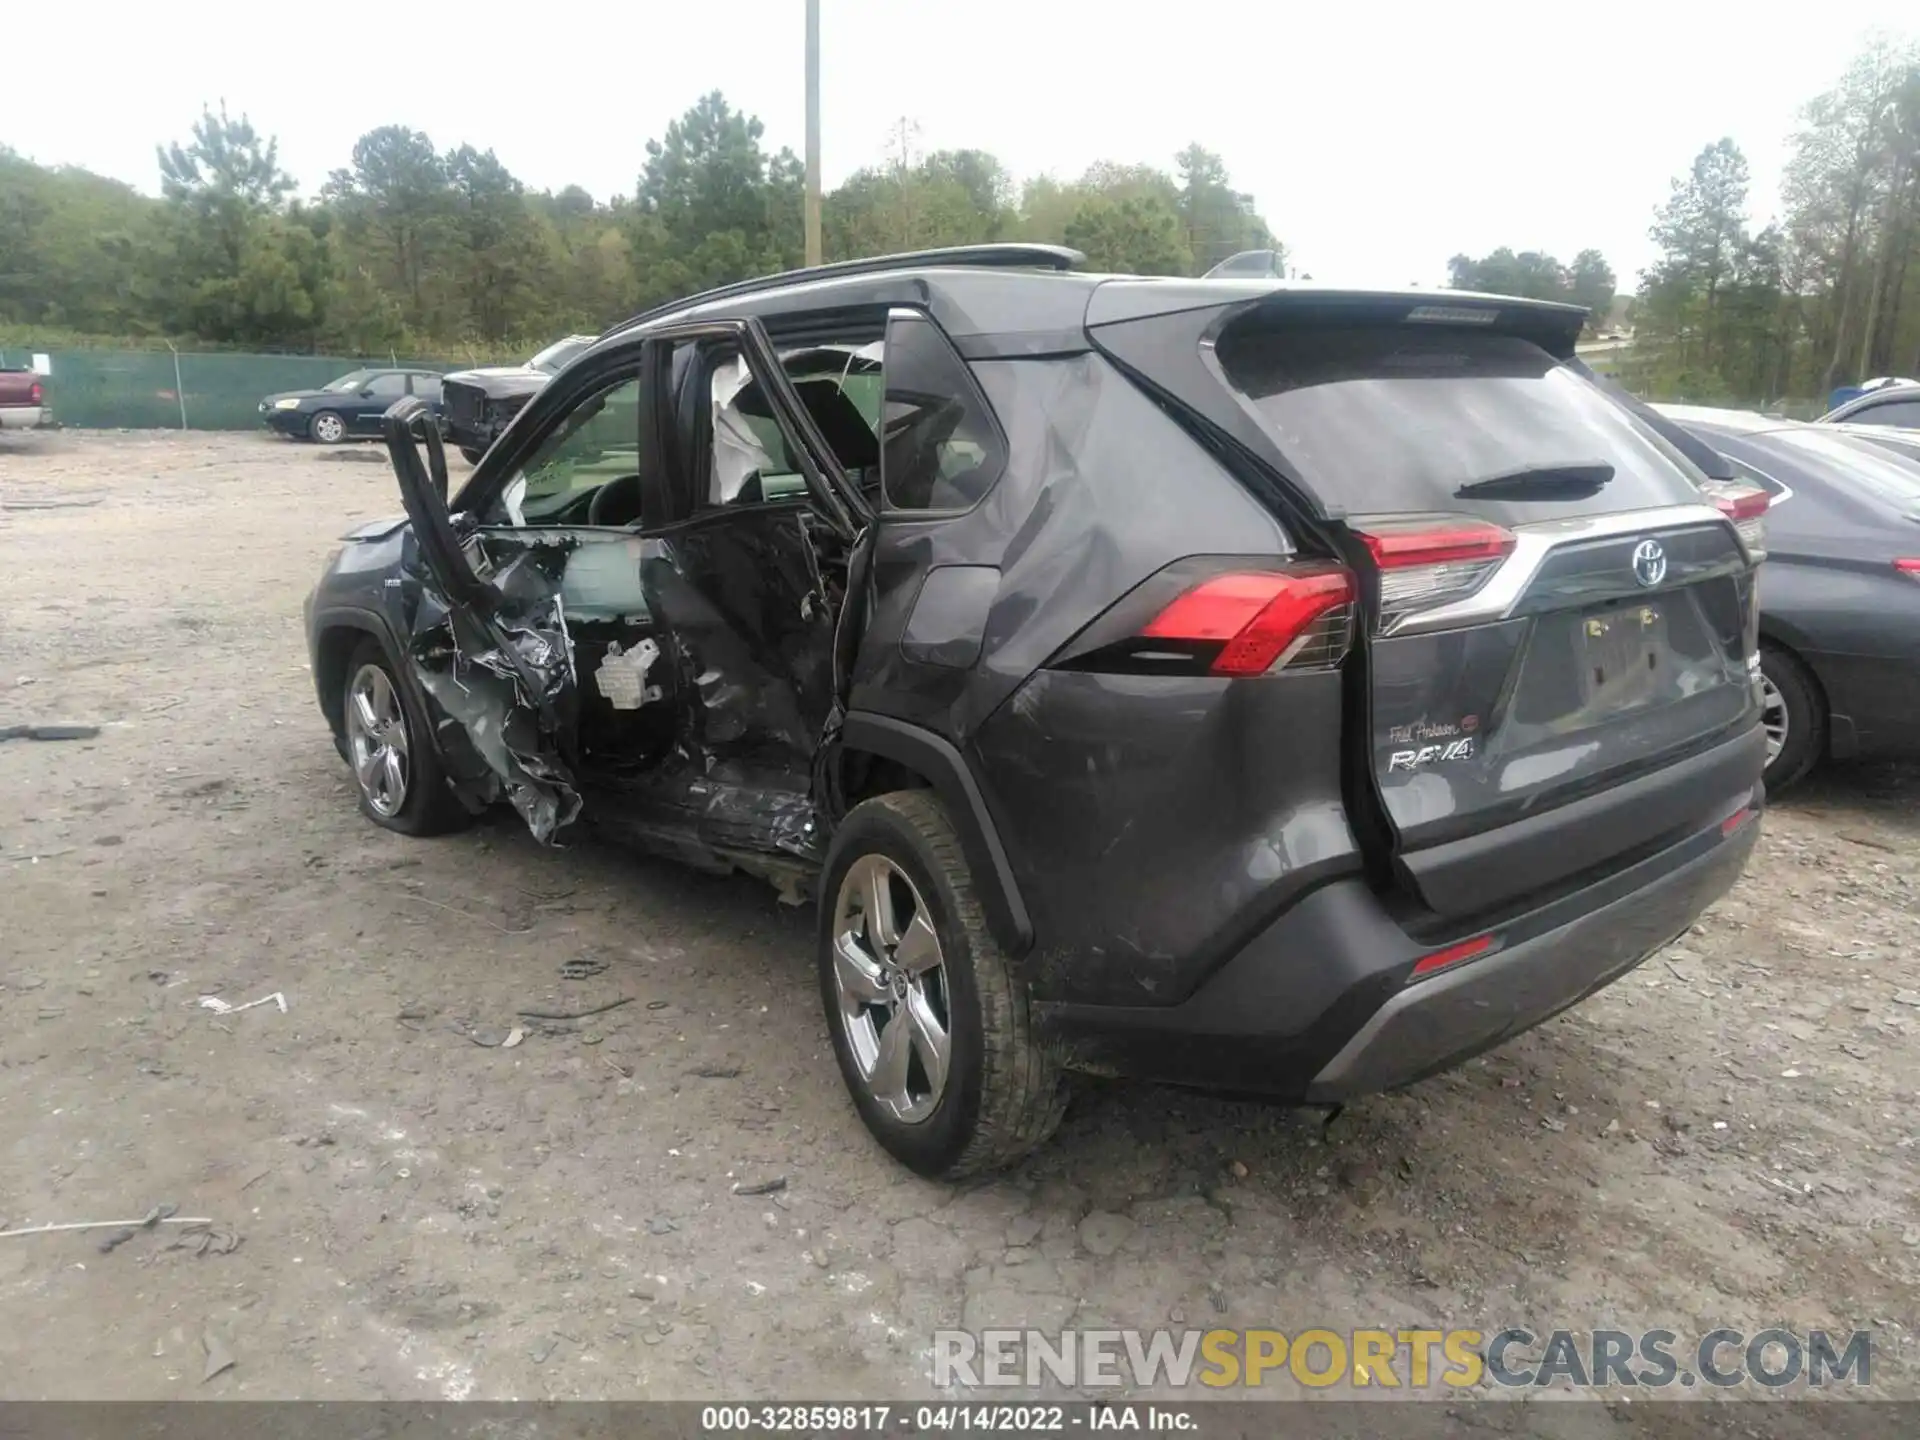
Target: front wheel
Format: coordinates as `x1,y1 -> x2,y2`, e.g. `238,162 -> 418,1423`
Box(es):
817,791 -> 1066,1178
310,410 -> 347,444
340,638 -> 468,835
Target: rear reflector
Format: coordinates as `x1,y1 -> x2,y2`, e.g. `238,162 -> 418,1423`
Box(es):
1896,559 -> 1920,581
1141,565 -> 1354,676
1352,516 -> 1515,629
1720,806 -> 1755,837
1702,481 -> 1769,560
1410,934 -> 1496,979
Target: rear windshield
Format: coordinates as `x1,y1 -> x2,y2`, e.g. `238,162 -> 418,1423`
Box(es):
1215,325 -> 1709,524
1769,429 -> 1920,514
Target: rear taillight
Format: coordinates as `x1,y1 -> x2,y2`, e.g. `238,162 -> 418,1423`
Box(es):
1351,515 -> 1516,629
1896,559 -> 1920,583
1138,565 -> 1353,676
1702,481 -> 1768,560
28,381 -> 43,404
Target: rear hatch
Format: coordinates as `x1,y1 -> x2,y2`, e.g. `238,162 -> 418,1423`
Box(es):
1098,292 -> 1765,921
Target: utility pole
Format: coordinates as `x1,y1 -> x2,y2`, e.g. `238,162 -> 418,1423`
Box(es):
804,0 -> 822,267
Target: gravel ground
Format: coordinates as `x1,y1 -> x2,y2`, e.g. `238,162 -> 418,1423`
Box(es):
1,431 -> 1916,1404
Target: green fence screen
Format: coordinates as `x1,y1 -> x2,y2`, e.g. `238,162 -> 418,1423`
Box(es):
0,348 -> 509,431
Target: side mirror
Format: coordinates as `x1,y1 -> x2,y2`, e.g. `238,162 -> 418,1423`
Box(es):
360,387 -> 377,398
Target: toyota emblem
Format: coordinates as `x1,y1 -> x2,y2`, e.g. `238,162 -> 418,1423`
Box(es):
1631,538 -> 1668,589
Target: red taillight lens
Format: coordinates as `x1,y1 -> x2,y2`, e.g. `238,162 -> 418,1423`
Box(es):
1140,565 -> 1354,677
1410,933 -> 1496,980
1895,559 -> 1920,582
1356,518 -> 1517,568
1702,481 -> 1769,560
1350,516 -> 1516,629
28,381 -> 43,404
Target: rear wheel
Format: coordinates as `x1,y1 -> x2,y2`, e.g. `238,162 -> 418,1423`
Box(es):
340,638 -> 467,835
310,410 -> 347,445
817,791 -> 1066,1178
1759,644 -> 1824,793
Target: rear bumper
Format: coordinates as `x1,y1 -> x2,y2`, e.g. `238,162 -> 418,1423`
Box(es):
1308,808 -> 1756,1098
1035,791 -> 1761,1101
0,405 -> 45,430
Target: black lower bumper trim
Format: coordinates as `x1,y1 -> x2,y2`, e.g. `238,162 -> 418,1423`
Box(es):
1035,807 -> 1760,1101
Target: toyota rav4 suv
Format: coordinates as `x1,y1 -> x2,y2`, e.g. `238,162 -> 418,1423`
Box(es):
304,245 -> 1768,1178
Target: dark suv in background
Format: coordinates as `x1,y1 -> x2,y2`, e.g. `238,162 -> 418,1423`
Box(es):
440,334 -> 597,464
304,245 -> 1768,1177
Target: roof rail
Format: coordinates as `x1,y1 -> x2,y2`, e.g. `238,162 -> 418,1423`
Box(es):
606,243 -> 1085,338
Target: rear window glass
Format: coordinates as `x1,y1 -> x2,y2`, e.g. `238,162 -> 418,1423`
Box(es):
1771,430 -> 1920,512
1854,399 -> 1920,428
1215,325 -> 1709,524
882,313 -> 1006,512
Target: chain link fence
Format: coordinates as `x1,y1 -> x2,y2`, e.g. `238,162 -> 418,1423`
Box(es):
0,348 -> 507,431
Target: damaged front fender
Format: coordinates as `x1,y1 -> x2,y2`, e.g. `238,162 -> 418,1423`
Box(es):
384,398 -> 585,843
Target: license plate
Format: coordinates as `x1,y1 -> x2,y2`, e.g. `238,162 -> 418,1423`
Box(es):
1576,603 -> 1666,714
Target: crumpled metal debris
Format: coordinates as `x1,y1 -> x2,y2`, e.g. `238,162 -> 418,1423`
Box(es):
409,542 -> 584,844
201,1325 -> 236,1383
98,1202 -> 179,1253
167,1224 -> 243,1257
0,722 -> 101,742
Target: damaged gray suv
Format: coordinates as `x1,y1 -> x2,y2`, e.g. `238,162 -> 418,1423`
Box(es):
304,244 -> 1770,1177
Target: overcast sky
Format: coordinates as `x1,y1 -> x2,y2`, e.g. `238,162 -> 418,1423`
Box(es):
8,3 -> 1916,288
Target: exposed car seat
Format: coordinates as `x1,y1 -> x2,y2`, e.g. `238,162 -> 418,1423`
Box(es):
791,379 -> 880,474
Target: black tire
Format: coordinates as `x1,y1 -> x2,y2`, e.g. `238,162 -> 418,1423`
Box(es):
340,637 -> 468,835
309,409 -> 347,445
460,445 -> 486,466
1760,643 -> 1825,793
817,790 -> 1066,1178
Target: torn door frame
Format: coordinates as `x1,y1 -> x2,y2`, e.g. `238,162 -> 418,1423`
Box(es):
378,321 -> 874,871
384,397 -> 585,843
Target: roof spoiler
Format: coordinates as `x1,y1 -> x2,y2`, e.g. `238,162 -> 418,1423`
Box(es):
1087,282 -> 1590,359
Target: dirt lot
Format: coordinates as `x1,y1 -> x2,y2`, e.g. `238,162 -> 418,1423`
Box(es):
1,430 -> 1917,1404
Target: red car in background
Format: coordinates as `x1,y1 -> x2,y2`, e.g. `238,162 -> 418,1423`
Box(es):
0,363 -> 48,430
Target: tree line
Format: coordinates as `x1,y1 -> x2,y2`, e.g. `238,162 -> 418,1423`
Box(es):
7,33 -> 1915,406
0,94 -> 1276,358
1621,35 -> 1920,404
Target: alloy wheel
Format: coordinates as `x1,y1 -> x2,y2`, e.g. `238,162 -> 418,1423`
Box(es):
1759,672 -> 1788,766
345,662 -> 410,817
829,854 -> 953,1124
312,413 -> 345,443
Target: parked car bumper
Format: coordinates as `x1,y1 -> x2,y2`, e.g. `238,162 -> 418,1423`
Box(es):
441,417 -> 492,453
1034,775 -> 1762,1102
0,405 -> 46,430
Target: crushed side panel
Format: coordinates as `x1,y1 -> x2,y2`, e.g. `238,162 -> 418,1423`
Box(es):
403,533 -> 584,843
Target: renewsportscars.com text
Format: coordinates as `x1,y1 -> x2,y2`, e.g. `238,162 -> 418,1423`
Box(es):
932,1327 -> 1872,1390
